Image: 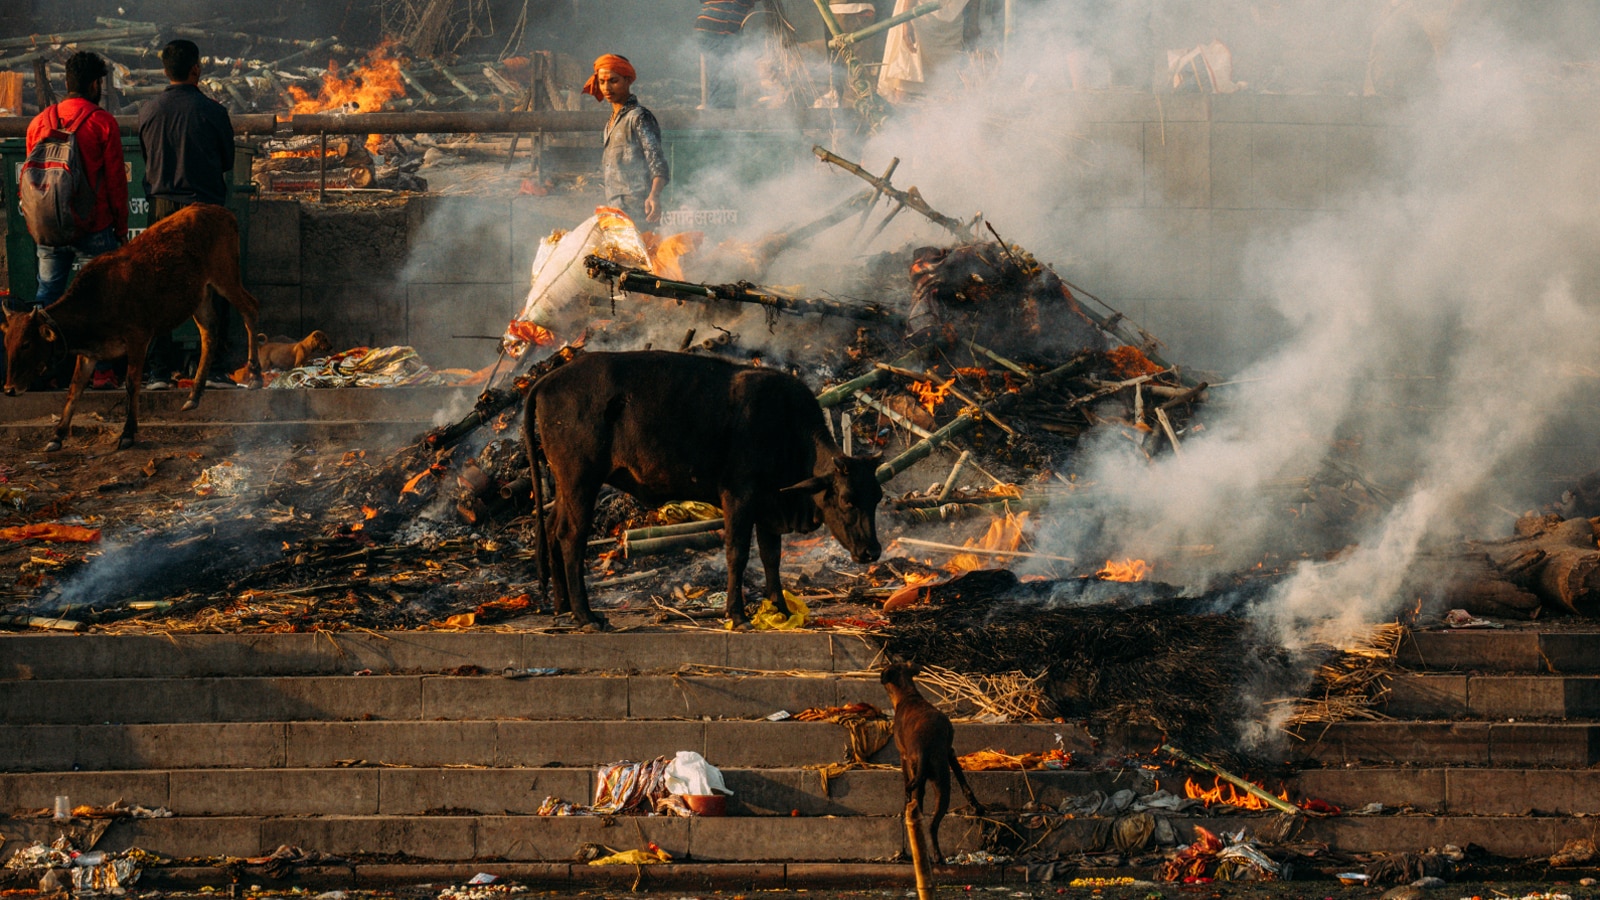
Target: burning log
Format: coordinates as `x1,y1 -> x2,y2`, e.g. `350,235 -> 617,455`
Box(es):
582,255 -> 903,326
816,343 -> 942,408
427,387 -> 524,450
875,353 -> 1100,483
1162,744 -> 1299,816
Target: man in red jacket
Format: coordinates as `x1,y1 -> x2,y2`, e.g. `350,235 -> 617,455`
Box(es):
23,52 -> 128,309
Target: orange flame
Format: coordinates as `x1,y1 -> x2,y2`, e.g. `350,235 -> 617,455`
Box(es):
401,465 -> 445,496
1184,776 -> 1291,812
910,377 -> 956,415
288,42 -> 407,151
362,506 -> 379,519
948,512 -> 1028,573
506,320 -> 556,347
1097,558 -> 1149,582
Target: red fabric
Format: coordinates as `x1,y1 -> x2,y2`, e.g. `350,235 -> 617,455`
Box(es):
26,98 -> 128,241
582,54 -> 637,102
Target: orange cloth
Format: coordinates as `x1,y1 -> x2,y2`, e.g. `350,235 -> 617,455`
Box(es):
582,54 -> 637,102
0,524 -> 101,543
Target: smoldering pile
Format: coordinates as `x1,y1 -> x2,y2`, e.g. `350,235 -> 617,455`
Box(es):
878,568 -> 1299,748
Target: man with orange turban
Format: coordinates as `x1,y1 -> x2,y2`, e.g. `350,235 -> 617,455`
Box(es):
584,54 -> 669,226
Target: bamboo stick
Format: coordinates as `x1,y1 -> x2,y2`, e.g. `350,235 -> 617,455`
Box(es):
1162,743 -> 1300,815
873,363 -> 1015,435
398,67 -> 438,106
936,451 -> 969,503
623,519 -> 723,541
816,343 -> 940,409
854,391 -> 932,439
0,614 -> 86,632
893,537 -> 1074,563
833,2 -> 940,48
625,531 -> 724,557
875,353 -> 1097,483
433,61 -> 480,102
965,340 -> 1031,379
0,26 -> 158,50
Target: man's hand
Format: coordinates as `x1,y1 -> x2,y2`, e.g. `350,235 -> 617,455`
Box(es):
644,193 -> 661,223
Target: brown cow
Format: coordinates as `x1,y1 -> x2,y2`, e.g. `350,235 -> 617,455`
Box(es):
881,662 -> 985,862
524,350 -> 883,631
3,204 -> 262,451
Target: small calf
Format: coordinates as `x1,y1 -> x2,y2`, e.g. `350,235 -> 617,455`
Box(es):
258,329 -> 332,370
881,661 -> 985,862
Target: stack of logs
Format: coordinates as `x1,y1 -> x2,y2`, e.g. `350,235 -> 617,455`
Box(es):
255,136 -> 377,191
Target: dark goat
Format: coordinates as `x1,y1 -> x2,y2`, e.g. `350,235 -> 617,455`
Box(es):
881,661 -> 985,862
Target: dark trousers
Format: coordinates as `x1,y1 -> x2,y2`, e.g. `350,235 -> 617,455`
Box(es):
147,197 -> 232,378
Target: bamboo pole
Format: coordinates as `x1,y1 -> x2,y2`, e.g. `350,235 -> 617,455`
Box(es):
905,801 -> 934,900
1162,743 -> 1300,815
622,519 -> 723,541
832,2 -> 941,48
965,340 -> 1030,379
624,530 -> 724,557
894,536 -> 1073,563
816,343 -> 941,409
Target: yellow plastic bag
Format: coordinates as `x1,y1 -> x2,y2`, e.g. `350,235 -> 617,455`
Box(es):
751,591 -> 808,630
589,847 -> 672,866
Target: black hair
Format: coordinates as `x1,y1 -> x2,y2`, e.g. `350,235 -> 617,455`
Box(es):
63,51 -> 108,96
161,39 -> 201,82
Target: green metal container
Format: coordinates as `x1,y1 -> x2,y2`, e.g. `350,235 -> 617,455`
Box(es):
2,134 -> 254,307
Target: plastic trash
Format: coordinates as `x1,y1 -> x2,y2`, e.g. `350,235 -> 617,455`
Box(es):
766,710 -> 792,721
466,874 -> 498,885
662,750 -> 732,796
502,208 -> 651,358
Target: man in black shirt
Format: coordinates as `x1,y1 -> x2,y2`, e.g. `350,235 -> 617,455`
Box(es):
138,39 -> 237,387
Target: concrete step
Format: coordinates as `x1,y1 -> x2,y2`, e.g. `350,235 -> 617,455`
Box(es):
0,673 -> 904,725
1385,673 -> 1600,718
0,767 -> 1105,818
0,386 -> 475,425
0,719 -> 1132,772
1,420 -> 430,448
1290,721 -> 1600,767
1,632 -> 881,680
1400,630 -> 1600,673
1293,767 -> 1600,816
0,811 -> 1590,863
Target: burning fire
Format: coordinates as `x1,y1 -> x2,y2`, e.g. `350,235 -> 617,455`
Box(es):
910,377 -> 956,415
1097,558 -> 1149,582
288,42 -> 407,150
506,320 -> 557,348
1184,776 -> 1292,812
948,512 -> 1028,573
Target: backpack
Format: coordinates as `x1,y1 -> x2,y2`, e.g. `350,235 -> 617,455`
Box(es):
19,104 -> 98,247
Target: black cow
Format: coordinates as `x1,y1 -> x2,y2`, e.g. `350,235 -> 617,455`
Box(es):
523,350 -> 883,630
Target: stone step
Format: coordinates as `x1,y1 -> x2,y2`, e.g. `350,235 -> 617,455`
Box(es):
0,767 -> 1104,818
1292,767 -> 1600,816
1385,673 -> 1600,718
0,632 -> 880,680
0,420 -> 430,448
139,862 -> 971,892
0,719 -> 1127,773
16,764 -> 1599,821
0,674 -> 905,725
0,811 -> 1589,863
1290,721 -> 1600,767
1400,630 -> 1600,673
0,387 -> 473,425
